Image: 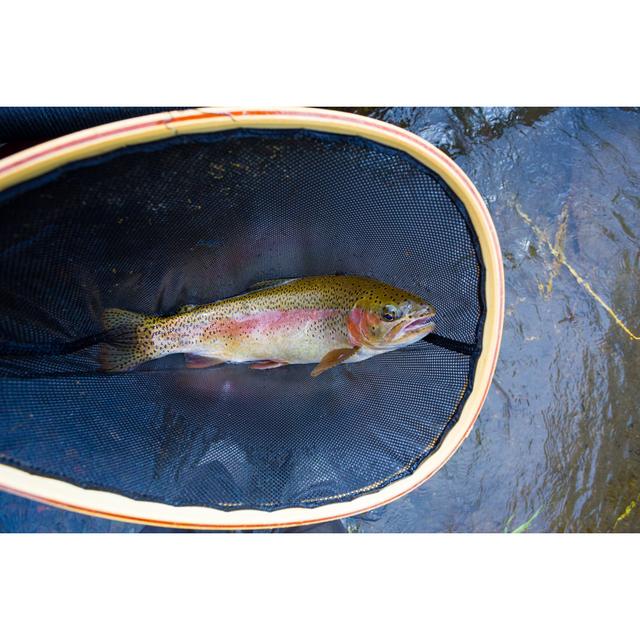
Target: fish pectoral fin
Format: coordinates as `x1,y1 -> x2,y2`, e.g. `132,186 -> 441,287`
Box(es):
184,354 -> 226,369
246,278 -> 299,292
249,360 -> 288,370
310,347 -> 360,378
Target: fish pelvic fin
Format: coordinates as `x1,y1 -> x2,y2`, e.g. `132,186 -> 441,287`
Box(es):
184,354 -> 225,369
249,359 -> 288,370
100,308 -> 157,372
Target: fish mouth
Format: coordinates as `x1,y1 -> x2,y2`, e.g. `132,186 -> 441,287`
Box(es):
382,309 -> 436,345
403,315 -> 436,333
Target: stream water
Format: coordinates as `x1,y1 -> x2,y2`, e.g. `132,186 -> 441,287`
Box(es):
1,107 -> 638,532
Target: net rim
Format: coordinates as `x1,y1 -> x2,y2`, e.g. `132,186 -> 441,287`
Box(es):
0,107 -> 504,529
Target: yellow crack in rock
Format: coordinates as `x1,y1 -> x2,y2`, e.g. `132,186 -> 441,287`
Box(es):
613,494 -> 639,528
515,202 -> 640,341
545,203 -> 569,298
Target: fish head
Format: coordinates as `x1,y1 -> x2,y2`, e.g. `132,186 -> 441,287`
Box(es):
347,283 -> 436,351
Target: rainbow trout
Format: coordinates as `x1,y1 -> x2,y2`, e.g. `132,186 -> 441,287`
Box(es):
101,275 -> 436,377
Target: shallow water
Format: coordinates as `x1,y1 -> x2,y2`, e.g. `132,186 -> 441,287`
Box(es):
1,107 -> 639,532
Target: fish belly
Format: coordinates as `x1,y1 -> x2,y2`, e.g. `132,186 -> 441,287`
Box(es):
188,308 -> 349,365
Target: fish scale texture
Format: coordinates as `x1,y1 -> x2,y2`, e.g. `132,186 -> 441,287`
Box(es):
0,129 -> 485,510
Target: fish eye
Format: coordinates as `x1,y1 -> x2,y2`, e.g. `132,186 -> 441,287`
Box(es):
382,305 -> 401,322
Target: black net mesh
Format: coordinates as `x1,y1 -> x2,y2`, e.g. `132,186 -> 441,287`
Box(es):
0,129 -> 485,510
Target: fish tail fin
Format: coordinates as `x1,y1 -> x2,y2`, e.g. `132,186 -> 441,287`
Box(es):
100,308 -> 156,372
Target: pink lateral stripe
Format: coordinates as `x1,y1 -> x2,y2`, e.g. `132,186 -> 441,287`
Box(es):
221,308 -> 339,335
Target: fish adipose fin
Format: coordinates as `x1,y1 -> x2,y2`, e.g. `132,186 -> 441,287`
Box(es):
310,347 -> 360,377
184,354 -> 225,369
100,308 -> 155,372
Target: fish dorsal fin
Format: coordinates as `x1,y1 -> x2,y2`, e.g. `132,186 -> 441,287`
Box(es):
177,304 -> 198,314
246,278 -> 299,292
310,346 -> 360,377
